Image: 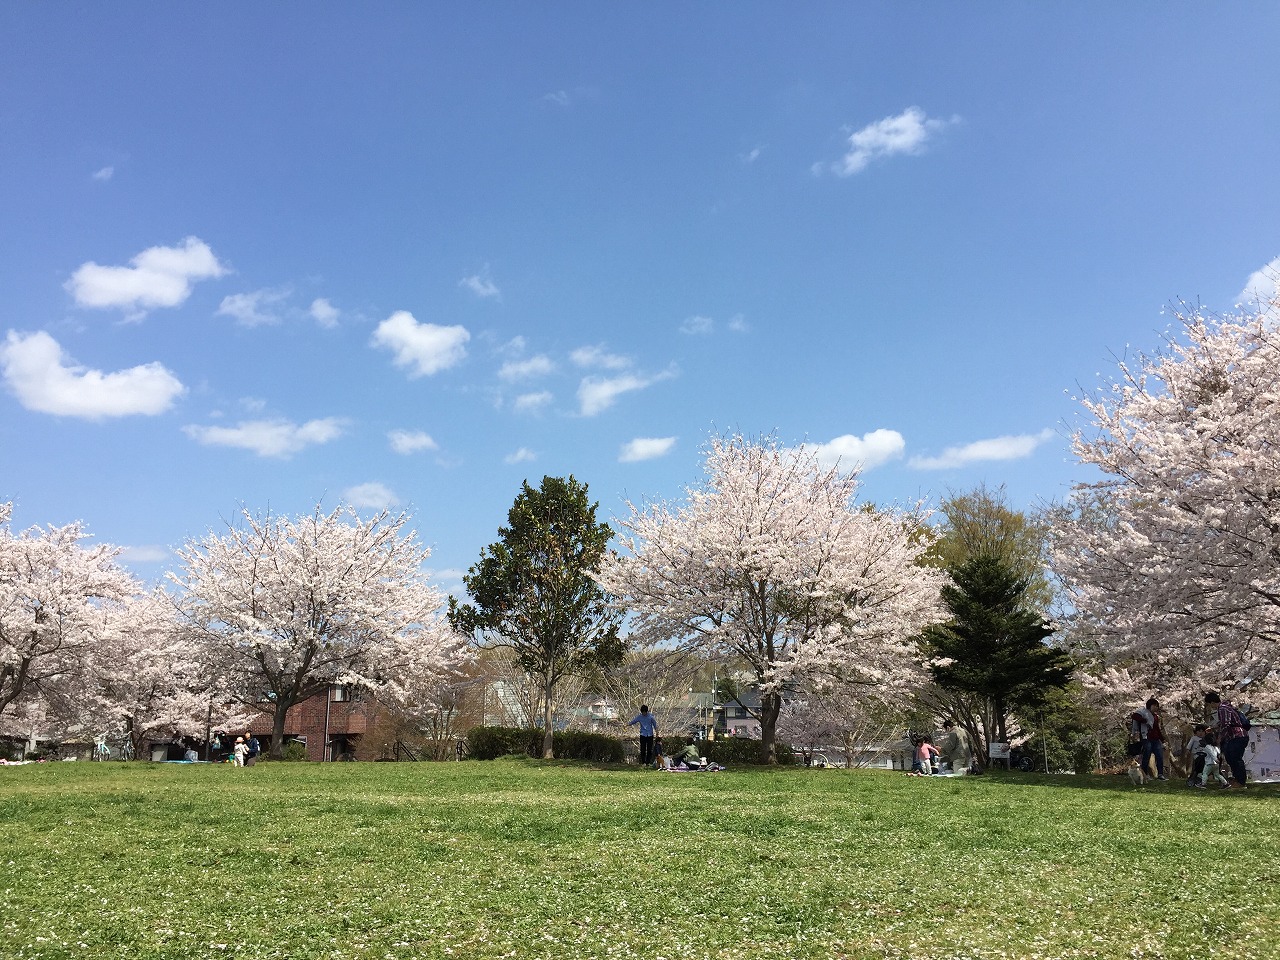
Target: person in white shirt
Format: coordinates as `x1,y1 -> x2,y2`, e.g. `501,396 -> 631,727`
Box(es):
1195,732 -> 1228,789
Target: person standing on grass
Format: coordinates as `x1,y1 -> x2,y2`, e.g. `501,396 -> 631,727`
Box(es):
243,731 -> 261,767
233,737 -> 248,767
627,704 -> 659,766
1183,724 -> 1207,787
1204,691 -> 1249,788
1131,697 -> 1169,780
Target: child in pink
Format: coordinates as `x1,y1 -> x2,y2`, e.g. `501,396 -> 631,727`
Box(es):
912,736 -> 941,776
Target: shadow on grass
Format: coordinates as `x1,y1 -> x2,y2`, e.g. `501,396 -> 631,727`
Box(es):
971,768 -> 1280,798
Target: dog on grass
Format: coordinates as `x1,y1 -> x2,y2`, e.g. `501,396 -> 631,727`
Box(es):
1127,760 -> 1146,787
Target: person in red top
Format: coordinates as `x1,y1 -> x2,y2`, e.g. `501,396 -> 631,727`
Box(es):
1205,691 -> 1249,788
1131,697 -> 1168,781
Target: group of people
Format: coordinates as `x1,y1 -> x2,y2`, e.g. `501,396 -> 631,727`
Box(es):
1129,691 -> 1251,789
908,720 -> 975,776
626,703 -> 724,772
211,731 -> 261,767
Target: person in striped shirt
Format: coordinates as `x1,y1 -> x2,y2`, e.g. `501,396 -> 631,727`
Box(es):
1204,691 -> 1249,788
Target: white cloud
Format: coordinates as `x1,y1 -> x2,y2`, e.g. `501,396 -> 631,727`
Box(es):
310,297 -> 340,328
571,344 -> 632,370
1,330 -> 186,419
908,428 -> 1055,470
118,545 -> 170,565
577,372 -> 668,416
505,447 -> 536,464
183,417 -> 345,458
620,437 -> 677,462
1237,257 -> 1279,310
498,355 -> 555,381
727,313 -> 749,333
371,311 -> 469,377
343,481 -> 400,510
217,288 -> 290,327
388,429 -> 438,454
679,315 -> 714,335
501,335 -> 527,355
66,236 -> 227,316
513,391 -> 553,414
543,90 -> 571,107
460,271 -> 501,300
819,106 -> 959,177
808,430 -> 906,472
740,147 -> 762,164
92,166 -> 114,182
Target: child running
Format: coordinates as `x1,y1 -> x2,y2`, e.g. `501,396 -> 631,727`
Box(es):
1195,732 -> 1229,789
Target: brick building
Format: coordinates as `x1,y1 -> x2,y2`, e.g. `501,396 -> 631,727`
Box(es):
246,684 -> 369,761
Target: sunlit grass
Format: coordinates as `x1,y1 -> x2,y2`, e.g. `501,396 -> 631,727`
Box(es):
2,761 -> 1276,959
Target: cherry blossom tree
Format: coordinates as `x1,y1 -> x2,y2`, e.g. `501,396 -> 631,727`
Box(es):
1,503 -> 138,719
77,590 -> 251,758
171,505 -> 463,759
598,435 -> 947,763
1051,299 -> 1280,698
776,683 -> 907,768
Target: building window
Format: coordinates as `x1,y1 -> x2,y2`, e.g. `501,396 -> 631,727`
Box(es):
330,685 -> 348,702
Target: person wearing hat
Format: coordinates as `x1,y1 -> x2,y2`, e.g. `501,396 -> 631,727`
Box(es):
232,737 -> 248,767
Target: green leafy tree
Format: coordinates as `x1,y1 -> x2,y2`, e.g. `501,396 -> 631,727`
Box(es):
448,476 -> 624,759
923,554 -> 1074,753
923,483 -> 1053,611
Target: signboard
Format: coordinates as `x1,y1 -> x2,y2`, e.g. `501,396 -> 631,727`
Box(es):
988,742 -> 1010,760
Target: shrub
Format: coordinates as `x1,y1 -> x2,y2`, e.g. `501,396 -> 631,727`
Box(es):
554,730 -> 625,763
466,726 -> 539,760
662,736 -> 796,766
281,741 -> 308,762
465,726 -> 625,762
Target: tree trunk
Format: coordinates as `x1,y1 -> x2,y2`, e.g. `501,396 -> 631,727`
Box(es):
127,717 -> 142,762
759,691 -> 783,765
269,700 -> 290,760
541,675 -> 555,759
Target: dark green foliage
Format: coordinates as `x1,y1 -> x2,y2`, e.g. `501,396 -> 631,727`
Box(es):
465,726 -> 625,763
449,476 -> 624,758
923,554 -> 1074,742
554,731 -> 625,763
675,736 -> 797,766
1017,683 -> 1104,773
466,726 -> 538,759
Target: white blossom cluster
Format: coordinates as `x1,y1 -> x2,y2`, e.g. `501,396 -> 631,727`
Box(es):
1052,299 -> 1280,698
0,501 -> 466,749
599,435 -> 947,750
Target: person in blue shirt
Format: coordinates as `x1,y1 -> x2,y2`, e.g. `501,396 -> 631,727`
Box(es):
627,704 -> 659,766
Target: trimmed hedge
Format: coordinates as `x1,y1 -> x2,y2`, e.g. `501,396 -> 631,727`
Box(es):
465,726 -> 625,763
660,735 -> 797,766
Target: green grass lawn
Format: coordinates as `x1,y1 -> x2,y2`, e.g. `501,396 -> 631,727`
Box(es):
1,761 -> 1276,960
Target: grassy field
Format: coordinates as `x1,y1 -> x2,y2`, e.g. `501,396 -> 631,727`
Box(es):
1,761 -> 1276,960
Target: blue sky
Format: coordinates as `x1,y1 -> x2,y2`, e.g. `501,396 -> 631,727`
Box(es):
2,6 -> 1278,592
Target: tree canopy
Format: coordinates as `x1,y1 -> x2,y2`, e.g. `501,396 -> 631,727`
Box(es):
599,434 -> 945,763
1051,299 -> 1280,698
923,553 -> 1073,746
1,505 -> 137,719
173,504 -> 461,759
448,475 -> 622,759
